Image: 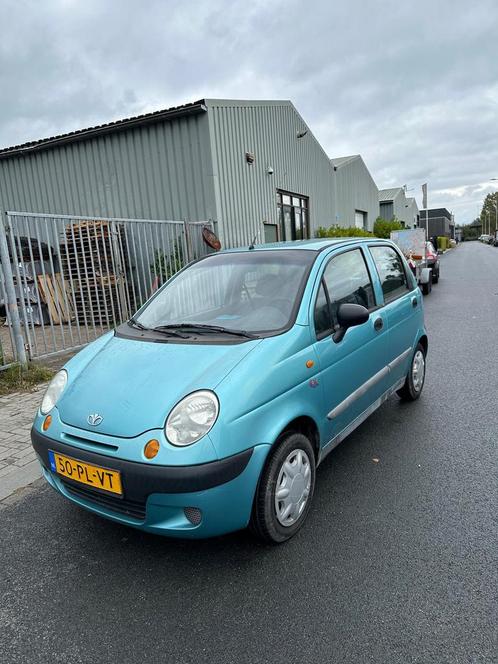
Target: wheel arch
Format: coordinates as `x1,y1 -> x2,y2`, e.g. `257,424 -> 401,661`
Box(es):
418,334 -> 428,356
277,415 -> 320,462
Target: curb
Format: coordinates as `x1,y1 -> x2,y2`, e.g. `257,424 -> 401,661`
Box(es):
0,460 -> 42,502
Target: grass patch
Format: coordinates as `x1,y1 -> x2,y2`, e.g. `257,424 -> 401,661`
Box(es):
0,363 -> 55,396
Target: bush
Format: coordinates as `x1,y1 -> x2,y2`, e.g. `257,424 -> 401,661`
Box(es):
151,239 -> 184,285
316,226 -> 373,238
373,217 -> 404,238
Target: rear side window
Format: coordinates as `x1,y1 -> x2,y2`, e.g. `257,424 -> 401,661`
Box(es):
322,249 -> 375,327
369,246 -> 410,302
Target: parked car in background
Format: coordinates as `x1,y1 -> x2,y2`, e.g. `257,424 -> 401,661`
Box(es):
488,234 -> 495,245
479,234 -> 491,243
31,238 -> 428,544
425,242 -> 440,284
390,229 -> 433,295
493,232 -> 498,247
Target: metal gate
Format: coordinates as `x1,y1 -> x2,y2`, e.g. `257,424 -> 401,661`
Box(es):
0,212 -> 215,365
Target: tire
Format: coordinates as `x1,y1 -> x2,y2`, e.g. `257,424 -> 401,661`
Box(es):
250,432 -> 316,544
397,343 -> 426,401
422,272 -> 432,295
432,267 -> 439,284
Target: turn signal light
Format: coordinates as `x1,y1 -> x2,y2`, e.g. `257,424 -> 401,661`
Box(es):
144,439 -> 160,459
42,415 -> 52,431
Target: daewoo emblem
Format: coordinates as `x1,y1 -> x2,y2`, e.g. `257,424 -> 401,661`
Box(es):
87,413 -> 103,426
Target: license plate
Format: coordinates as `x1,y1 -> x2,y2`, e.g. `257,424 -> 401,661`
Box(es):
48,450 -> 122,496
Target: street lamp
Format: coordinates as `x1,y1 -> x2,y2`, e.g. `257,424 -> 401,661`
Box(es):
490,180 -> 498,234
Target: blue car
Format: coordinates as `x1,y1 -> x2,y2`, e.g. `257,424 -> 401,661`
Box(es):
31,238 -> 427,543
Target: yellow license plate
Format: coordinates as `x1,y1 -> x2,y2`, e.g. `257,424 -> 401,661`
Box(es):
49,450 -> 122,496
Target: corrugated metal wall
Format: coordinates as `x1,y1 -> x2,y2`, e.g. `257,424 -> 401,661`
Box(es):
0,111 -> 216,224
205,100 -> 336,247
0,99 -> 340,250
333,157 -> 379,231
404,199 -> 419,228
380,201 -> 394,221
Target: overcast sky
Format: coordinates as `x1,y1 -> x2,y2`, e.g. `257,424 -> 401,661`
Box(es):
1,0 -> 497,224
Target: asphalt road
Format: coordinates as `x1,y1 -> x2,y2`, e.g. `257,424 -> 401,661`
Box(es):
1,241 -> 496,664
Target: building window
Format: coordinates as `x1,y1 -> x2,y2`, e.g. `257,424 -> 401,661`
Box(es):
354,210 -> 367,230
277,190 -> 309,241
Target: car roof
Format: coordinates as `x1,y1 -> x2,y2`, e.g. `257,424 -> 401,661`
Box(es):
221,237 -> 380,254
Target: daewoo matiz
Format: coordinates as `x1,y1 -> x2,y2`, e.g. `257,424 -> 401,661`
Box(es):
31,238 -> 427,543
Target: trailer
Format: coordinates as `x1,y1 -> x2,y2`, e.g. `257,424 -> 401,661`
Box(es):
390,228 -> 433,295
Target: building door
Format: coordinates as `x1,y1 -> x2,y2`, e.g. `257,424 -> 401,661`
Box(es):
355,210 -> 366,229
277,191 -> 309,241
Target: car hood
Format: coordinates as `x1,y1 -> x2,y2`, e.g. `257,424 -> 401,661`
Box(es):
57,333 -> 260,437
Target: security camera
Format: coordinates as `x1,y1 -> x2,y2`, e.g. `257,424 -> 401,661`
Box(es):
267,166 -> 274,175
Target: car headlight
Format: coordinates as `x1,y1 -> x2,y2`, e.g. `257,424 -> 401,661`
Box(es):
40,370 -> 68,415
165,390 -> 219,447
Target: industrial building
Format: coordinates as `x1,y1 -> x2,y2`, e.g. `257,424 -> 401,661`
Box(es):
0,99 -> 340,248
419,208 -> 455,239
331,155 -> 379,231
0,97 -> 387,364
379,187 -> 419,228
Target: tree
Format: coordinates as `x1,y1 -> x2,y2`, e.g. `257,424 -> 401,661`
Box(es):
373,216 -> 404,238
461,219 -> 481,241
480,192 -> 498,235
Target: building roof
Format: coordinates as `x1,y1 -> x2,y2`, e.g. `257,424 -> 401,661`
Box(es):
330,155 -> 360,168
419,208 -> 452,220
0,100 -> 208,159
379,187 -> 404,202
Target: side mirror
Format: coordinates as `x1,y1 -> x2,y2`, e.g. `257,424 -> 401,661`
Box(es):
333,303 -> 369,343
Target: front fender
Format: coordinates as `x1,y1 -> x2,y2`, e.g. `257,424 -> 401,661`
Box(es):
208,328 -> 326,458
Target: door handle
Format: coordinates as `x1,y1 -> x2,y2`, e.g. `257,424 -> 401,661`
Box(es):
374,317 -> 383,331
412,297 -> 418,308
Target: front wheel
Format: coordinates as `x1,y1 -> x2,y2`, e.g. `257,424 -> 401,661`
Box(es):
397,343 -> 426,401
250,432 -> 316,543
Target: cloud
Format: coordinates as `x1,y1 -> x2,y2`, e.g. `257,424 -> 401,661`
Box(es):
0,0 -> 497,223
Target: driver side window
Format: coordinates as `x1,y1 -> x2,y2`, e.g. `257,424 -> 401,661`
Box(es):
313,248 -> 375,337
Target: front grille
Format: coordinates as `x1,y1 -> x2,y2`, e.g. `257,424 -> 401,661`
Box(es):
61,480 -> 146,521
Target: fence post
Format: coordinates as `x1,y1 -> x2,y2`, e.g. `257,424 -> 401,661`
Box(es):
0,215 -> 27,365
183,220 -> 193,263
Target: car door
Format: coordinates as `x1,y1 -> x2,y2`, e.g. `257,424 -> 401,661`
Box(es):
368,244 -> 421,385
312,247 -> 390,446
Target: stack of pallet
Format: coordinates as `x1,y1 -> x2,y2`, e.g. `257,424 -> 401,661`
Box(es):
60,221 -> 129,327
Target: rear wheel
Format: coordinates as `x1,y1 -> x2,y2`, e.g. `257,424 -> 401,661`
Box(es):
422,272 -> 432,295
397,343 -> 426,401
250,432 -> 316,543
432,267 -> 439,284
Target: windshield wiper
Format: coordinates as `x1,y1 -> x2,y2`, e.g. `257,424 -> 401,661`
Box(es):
154,323 -> 259,339
128,318 -> 190,339
128,317 -> 148,331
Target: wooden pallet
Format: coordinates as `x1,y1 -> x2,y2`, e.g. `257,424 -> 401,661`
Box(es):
37,274 -> 75,324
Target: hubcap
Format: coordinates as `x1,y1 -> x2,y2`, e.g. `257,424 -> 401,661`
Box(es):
412,350 -> 425,392
274,449 -> 312,527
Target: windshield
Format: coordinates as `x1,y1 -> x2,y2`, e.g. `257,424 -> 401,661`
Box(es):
135,250 -> 315,335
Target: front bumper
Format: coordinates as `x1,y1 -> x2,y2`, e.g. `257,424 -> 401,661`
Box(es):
31,428 -> 270,538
